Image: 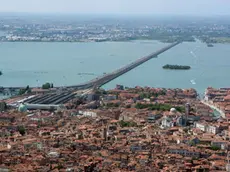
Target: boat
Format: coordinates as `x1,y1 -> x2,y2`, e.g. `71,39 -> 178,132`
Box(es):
78,73 -> 95,76
162,64 -> 191,70
190,79 -> 196,85
207,44 -> 214,47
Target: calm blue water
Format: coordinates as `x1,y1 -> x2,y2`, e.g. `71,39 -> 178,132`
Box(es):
0,40 -> 230,95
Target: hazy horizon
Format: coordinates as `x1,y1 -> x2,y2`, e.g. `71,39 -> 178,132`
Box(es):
0,12 -> 230,19
0,0 -> 229,16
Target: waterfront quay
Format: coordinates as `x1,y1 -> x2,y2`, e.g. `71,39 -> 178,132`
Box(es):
201,100 -> 226,118
203,87 -> 230,119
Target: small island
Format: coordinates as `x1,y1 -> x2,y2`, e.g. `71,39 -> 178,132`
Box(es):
0,71 -> 2,76
163,64 -> 191,70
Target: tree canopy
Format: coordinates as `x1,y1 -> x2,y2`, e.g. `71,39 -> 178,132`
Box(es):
139,90 -> 166,99
18,85 -> 31,95
135,103 -> 185,112
119,120 -> 137,128
42,83 -> 53,89
17,126 -> 26,136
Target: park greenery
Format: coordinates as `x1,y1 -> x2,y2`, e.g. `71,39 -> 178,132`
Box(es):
135,103 -> 185,112
163,64 -> 191,70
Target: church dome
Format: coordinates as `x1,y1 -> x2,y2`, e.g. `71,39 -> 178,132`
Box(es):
18,103 -> 27,112
170,108 -> 177,113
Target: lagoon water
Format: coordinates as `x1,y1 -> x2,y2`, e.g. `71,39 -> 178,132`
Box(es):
0,40 -> 230,95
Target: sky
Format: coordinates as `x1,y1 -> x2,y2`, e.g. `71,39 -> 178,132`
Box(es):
0,0 -> 229,16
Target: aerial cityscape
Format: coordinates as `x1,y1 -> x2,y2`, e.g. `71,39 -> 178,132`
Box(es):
1,0 -> 230,171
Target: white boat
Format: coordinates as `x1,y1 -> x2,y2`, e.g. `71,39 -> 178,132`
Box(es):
190,79 -> 196,85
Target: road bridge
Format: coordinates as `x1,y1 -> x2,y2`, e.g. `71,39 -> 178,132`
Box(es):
1,42 -> 180,92
4,42 -> 181,106
68,41 -> 180,89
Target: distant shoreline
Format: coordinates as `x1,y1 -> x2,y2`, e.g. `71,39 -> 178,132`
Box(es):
0,39 -> 230,44
0,39 -> 176,43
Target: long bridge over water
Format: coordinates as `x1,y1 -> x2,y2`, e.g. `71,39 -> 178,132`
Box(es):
67,41 -> 180,90
3,42 -> 181,106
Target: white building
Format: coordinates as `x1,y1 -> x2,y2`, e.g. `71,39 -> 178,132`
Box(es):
194,122 -> 207,132
211,140 -> 228,150
78,111 -> 97,118
195,122 -> 220,134
206,125 -> 220,135
102,95 -> 117,101
167,147 -> 200,158
161,116 -> 174,129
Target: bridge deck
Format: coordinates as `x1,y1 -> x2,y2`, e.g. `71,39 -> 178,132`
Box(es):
2,42 -> 180,95
68,41 -> 180,89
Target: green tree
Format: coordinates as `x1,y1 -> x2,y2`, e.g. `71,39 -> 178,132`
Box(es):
42,83 -> 51,89
126,104 -> 131,108
189,141 -> 196,146
17,126 -> 26,136
18,85 -> 31,95
18,89 -> 25,95
106,103 -> 119,108
25,85 -> 31,93
57,163 -> 63,170
210,146 -> 221,151
135,103 -> 185,112
0,101 -> 7,111
119,120 -> 137,128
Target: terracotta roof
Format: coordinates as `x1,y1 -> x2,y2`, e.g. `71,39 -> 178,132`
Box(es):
224,95 -> 230,100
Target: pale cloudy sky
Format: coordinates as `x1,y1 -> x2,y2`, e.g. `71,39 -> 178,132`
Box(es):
0,0 -> 229,16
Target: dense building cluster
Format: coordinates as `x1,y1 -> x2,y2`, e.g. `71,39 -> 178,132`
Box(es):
1,86 -> 230,171
0,16 -> 230,43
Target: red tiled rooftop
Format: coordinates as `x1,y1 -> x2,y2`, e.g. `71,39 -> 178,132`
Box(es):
224,95 -> 230,100
110,120 -> 119,123
119,93 -> 140,98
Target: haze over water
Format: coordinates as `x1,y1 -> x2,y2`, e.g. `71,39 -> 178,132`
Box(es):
0,40 -> 230,94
